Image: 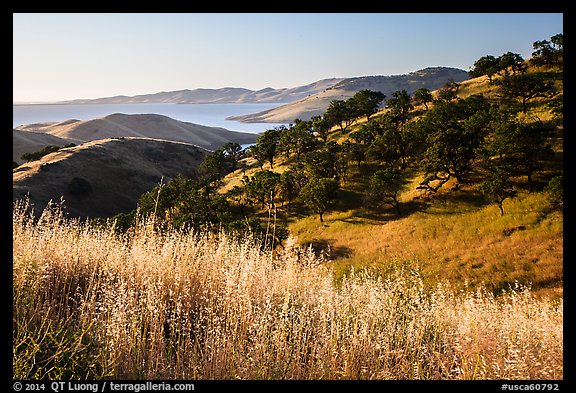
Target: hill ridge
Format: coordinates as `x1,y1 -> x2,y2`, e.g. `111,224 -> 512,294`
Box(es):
57,78 -> 346,105
14,113 -> 258,156
55,67 -> 467,108
13,137 -> 210,218
228,67 -> 469,123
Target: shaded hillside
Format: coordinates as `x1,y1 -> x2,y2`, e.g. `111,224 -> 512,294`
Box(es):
13,129 -> 74,165
13,137 -> 209,218
58,78 -> 345,104
15,113 -> 258,151
228,67 -> 469,123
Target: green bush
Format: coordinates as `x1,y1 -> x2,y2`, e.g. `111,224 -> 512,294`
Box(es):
21,145 -> 61,162
545,175 -> 563,209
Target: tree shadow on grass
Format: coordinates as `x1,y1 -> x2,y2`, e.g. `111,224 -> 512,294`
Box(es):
336,188 -> 367,210
300,238 -> 353,260
417,187 -> 490,216
338,197 -> 432,224
440,188 -> 487,207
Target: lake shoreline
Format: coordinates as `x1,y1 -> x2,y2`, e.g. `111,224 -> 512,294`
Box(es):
13,103 -> 288,134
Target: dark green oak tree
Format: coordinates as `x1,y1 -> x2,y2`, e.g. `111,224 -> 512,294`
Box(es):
412,87 -> 433,110
367,167 -> 408,215
494,74 -> 557,114
299,177 -> 339,223
349,89 -> 386,121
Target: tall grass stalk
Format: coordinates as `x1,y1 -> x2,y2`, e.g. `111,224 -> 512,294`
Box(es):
13,200 -> 562,379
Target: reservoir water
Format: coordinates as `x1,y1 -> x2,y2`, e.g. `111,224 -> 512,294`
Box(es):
12,103 -> 287,134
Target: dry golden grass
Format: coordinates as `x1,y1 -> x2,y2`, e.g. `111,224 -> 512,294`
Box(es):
13,200 -> 562,380
456,75 -> 498,98
290,181 -> 563,299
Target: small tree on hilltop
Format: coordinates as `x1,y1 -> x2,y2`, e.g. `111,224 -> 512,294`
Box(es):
254,127 -> 283,169
200,148 -> 233,181
324,99 -> 356,132
342,140 -> 367,169
436,81 -> 460,102
278,120 -> 317,161
278,170 -> 300,212
366,118 -> 414,169
469,55 -> 500,82
243,170 -> 281,210
222,142 -> 242,170
417,95 -> 492,192
311,115 -> 332,143
497,52 -> 527,77
304,141 -> 346,181
249,145 -> 266,170
21,145 -> 61,163
488,121 -> 552,193
531,34 -> 563,69
386,90 -> 413,123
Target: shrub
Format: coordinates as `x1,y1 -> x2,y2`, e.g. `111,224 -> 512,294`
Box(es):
21,145 -> 61,162
545,175 -> 563,209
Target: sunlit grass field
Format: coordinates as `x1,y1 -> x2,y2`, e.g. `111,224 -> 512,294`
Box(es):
290,182 -> 563,299
13,200 -> 562,379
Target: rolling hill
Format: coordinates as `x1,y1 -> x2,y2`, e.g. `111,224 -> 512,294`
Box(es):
13,129 -> 74,165
14,113 -> 258,151
13,137 -> 209,218
57,78 -> 345,105
228,67 -> 470,123
55,68 -> 469,124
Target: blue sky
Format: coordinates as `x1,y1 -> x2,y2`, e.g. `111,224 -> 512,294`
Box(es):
13,13 -> 563,103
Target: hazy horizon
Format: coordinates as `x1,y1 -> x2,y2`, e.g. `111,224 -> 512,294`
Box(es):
13,13 -> 563,103
12,66 -> 459,105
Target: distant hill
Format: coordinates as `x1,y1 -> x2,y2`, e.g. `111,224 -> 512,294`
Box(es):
13,129 -> 74,165
14,113 -> 258,151
13,137 -> 209,218
228,67 -> 470,123
57,78 -> 346,105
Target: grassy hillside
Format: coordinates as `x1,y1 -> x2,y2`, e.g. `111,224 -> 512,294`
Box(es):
13,138 -> 209,218
12,62 -> 564,380
218,66 -> 563,299
227,67 -> 469,123
291,183 -> 562,297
